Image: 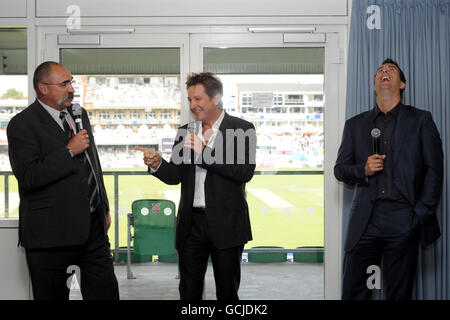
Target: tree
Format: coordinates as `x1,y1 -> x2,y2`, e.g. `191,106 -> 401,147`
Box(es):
1,88 -> 25,99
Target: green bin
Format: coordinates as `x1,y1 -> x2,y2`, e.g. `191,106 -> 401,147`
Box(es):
248,246 -> 286,262
293,246 -> 323,263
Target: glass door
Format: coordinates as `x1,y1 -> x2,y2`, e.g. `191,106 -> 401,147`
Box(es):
205,47 -> 325,248
191,32 -> 343,299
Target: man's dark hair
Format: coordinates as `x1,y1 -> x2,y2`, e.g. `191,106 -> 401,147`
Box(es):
186,72 -> 223,109
33,61 -> 61,95
375,58 -> 407,99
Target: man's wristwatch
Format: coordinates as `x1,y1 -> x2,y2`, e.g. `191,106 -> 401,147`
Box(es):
67,148 -> 75,158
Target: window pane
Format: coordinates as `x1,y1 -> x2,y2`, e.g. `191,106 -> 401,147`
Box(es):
0,28 -> 27,219
204,47 -> 324,251
0,28 -> 27,75
61,48 -> 180,74
204,47 -> 323,74
61,48 -> 182,251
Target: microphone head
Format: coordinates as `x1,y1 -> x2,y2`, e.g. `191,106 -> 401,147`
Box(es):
187,122 -> 195,133
371,128 -> 381,138
72,103 -> 82,117
187,121 -> 200,133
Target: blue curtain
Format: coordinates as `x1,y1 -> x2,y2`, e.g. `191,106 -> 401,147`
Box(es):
345,0 -> 450,299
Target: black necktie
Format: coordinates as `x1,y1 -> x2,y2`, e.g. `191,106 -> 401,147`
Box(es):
60,111 -> 99,212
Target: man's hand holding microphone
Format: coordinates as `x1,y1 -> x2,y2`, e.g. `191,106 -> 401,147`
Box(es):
365,127 -> 386,177
365,154 -> 386,176
67,129 -> 90,155
66,103 -> 89,156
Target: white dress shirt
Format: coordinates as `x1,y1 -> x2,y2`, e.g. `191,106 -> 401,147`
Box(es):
192,111 -> 225,208
38,98 -> 77,132
151,111 -> 225,208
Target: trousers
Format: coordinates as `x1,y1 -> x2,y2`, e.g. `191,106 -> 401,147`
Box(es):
178,208 -> 244,300
25,209 -> 119,300
342,199 -> 421,300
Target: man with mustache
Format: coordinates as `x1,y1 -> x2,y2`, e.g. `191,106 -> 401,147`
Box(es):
7,61 -> 119,300
334,58 -> 443,299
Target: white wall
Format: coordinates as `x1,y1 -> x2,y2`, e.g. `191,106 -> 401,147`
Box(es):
0,220 -> 31,300
36,0 -> 347,17
0,0 -> 27,18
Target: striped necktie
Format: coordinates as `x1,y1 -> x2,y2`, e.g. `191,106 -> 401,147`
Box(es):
85,155 -> 100,213
59,111 -> 73,139
60,111 -> 99,213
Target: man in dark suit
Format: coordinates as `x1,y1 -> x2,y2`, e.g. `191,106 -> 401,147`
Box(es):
7,61 -> 119,300
334,58 -> 443,300
136,72 -> 256,300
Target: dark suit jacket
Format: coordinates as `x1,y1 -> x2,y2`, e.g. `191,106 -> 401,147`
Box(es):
152,112 -> 256,250
7,100 -> 109,249
334,104 -> 443,251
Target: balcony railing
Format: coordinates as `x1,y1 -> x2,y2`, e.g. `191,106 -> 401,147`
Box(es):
0,169 -> 324,261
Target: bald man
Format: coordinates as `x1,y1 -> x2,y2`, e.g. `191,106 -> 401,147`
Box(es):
7,61 -> 119,300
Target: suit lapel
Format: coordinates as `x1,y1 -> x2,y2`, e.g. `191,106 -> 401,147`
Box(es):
32,100 -> 69,143
217,112 -> 230,136
214,112 -> 230,154
362,110 -> 374,158
393,105 -> 408,165
202,112 -> 229,186
210,111 -> 230,162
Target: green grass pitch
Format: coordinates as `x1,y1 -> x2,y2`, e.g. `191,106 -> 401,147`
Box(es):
2,170 -> 324,250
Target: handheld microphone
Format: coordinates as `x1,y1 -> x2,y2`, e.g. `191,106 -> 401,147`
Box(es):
371,128 -> 381,155
187,121 -> 196,134
72,104 -> 83,132
184,121 -> 200,164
